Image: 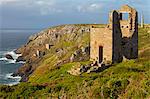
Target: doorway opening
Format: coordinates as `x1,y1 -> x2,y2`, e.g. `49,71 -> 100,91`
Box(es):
99,46 -> 103,63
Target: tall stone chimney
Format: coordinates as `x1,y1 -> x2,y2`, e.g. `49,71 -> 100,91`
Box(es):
141,13 -> 144,28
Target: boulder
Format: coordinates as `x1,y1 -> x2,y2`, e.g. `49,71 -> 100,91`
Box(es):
87,66 -> 100,73
16,56 -> 25,62
56,48 -> 66,57
67,63 -> 81,76
80,65 -> 91,73
21,75 -> 29,82
81,46 -> 90,55
5,54 -> 14,60
56,48 -> 63,53
74,49 -> 82,56
70,54 -> 76,62
68,63 -> 91,76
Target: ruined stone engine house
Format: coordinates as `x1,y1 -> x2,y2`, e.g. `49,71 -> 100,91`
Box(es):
90,5 -> 138,64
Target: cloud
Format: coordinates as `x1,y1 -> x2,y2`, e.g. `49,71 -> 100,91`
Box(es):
1,0 -> 150,29
1,0 -> 105,15
77,3 -> 103,13
0,0 -> 20,4
34,0 -> 63,15
0,0 -> 19,3
0,0 -> 64,15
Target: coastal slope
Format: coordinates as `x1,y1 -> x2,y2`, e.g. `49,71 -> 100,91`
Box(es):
14,24 -> 94,81
0,24 -> 150,98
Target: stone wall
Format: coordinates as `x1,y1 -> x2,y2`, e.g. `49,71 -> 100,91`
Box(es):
90,5 -> 138,64
112,11 -> 123,63
118,5 -> 138,59
90,27 -> 112,63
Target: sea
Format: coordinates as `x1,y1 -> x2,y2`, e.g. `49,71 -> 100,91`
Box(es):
0,29 -> 39,86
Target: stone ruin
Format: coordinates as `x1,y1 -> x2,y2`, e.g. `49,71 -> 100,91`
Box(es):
68,5 -> 139,75
90,5 -> 138,65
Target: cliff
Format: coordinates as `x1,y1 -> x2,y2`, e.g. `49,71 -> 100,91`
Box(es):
0,24 -> 150,98
13,24 -> 94,81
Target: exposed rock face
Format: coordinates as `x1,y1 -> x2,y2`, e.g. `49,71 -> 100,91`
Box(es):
68,63 -> 111,76
70,46 -> 90,62
87,66 -> 100,73
12,64 -> 33,82
67,63 -> 91,76
16,56 -> 25,62
5,54 -> 14,60
14,24 -> 91,81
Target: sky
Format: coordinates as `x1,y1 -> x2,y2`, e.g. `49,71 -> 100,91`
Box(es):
0,0 -> 150,29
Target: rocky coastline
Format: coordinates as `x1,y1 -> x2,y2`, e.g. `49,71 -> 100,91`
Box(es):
11,24 -> 94,82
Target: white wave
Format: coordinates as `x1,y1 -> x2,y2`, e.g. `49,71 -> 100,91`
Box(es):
7,60 -> 16,64
0,57 -> 16,64
0,50 -> 25,64
5,73 -> 21,86
6,73 -> 21,79
0,73 -> 21,86
0,57 -> 8,61
0,58 -> 26,64
17,61 -> 26,64
6,82 -> 20,86
5,51 -> 22,60
0,50 -> 23,86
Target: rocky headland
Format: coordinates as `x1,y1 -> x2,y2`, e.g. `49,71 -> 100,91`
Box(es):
1,24 -> 150,98
12,24 -> 96,82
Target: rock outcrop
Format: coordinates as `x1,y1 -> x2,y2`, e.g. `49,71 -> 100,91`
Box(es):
67,63 -> 91,76
70,46 -> 90,62
14,24 -> 92,81
5,54 -> 14,60
67,63 -> 111,76
16,56 -> 25,62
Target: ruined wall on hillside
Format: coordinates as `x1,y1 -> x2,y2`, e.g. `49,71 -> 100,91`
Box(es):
90,5 -> 138,64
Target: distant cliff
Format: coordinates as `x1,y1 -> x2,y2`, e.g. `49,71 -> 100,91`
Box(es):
13,24 -> 95,81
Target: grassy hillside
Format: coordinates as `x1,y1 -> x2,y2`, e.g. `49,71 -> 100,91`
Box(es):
0,25 -> 150,99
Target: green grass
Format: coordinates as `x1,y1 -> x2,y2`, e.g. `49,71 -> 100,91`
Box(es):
0,26 -> 150,99
1,60 -> 149,98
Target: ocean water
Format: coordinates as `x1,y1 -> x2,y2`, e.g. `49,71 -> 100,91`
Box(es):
0,29 -> 38,85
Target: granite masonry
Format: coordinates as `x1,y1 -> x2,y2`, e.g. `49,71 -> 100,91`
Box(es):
90,5 -> 138,64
